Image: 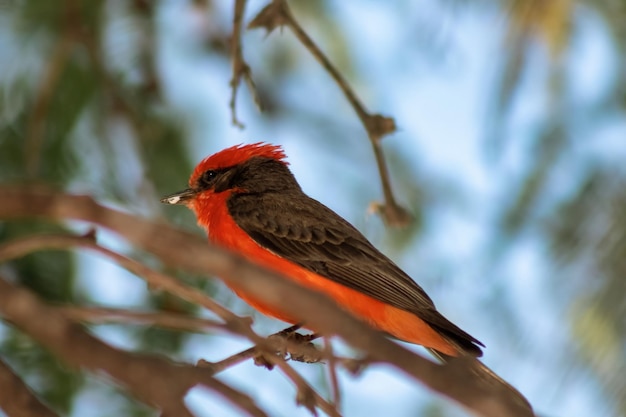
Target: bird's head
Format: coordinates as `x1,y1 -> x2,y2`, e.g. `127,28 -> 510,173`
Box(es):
160,142 -> 300,208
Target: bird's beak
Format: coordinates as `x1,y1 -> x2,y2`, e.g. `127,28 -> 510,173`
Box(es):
160,188 -> 197,205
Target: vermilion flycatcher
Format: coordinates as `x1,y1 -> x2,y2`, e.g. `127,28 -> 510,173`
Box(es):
161,142 -> 483,357
161,143 -> 533,414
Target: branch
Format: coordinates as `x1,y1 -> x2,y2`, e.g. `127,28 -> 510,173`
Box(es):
0,232 -> 253,335
324,337 -> 342,409
0,276 -> 266,417
248,0 -> 411,226
25,0 -> 77,177
0,186 -> 534,417
199,326 -> 322,373
57,306 -> 228,333
0,357 -> 59,417
229,0 -> 260,128
0,232 -> 337,416
203,329 -> 337,417
271,354 -> 338,417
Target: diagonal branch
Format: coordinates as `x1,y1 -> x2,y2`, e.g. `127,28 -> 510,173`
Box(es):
229,0 -> 261,128
205,327 -> 339,416
0,232 -> 253,336
0,232 -> 338,416
25,0 -> 77,178
324,337 -> 342,409
0,276 -> 267,417
0,357 -> 59,417
57,306 -> 228,333
199,327 -> 323,374
248,0 -> 411,226
0,186 -> 534,417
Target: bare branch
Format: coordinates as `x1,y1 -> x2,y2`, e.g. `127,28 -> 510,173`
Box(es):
0,187 -> 534,417
324,337 -> 342,409
25,0 -> 77,178
0,231 -> 339,416
0,232 -> 253,336
57,306 -> 228,333
265,329 -> 323,364
248,0 -> 411,226
0,276 -> 267,417
0,357 -> 59,417
198,326 -> 323,374
338,355 -> 374,376
229,0 -> 261,128
200,327 -> 338,416
264,353 -> 339,417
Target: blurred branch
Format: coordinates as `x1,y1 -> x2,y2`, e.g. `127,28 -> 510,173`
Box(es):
0,233 -> 337,416
0,276 -> 266,417
62,307 -> 327,371
57,306 -> 228,333
270,351 -> 337,417
131,0 -> 162,99
248,0 -> 411,227
324,337 -> 342,409
0,186 -> 534,417
25,0 -> 77,177
0,232 -> 253,335
0,357 -> 59,417
229,0 -> 260,128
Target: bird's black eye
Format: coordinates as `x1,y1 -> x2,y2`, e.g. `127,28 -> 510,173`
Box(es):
200,170 -> 217,187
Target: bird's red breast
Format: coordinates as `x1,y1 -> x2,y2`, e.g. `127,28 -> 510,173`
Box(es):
162,142 -> 484,358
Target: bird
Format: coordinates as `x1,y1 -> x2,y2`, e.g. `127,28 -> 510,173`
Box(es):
161,142 -> 483,358
161,142 -> 534,414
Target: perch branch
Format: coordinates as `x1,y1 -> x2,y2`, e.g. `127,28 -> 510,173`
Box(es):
324,337 -> 342,409
0,186 -> 534,417
25,0 -> 77,177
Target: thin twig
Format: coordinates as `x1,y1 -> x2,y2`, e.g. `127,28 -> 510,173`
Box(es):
265,353 -> 341,417
265,329 -> 323,364
58,306 -> 228,333
0,232 -> 253,336
337,355 -> 374,376
248,0 -> 411,226
324,337 -> 341,410
198,327 -> 322,374
0,232 -> 339,416
0,187 -> 535,417
234,326 -> 340,417
25,0 -> 77,177
0,276 -> 267,417
131,0 -> 162,100
229,0 -> 260,128
199,345 -> 258,373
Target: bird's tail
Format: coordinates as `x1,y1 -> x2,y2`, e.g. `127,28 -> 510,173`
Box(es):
427,348 -> 534,416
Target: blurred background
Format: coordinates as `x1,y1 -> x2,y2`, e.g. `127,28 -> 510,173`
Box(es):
1,1 -> 625,416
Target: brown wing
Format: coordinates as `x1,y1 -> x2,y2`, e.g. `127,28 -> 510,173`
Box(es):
227,191 -> 483,355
